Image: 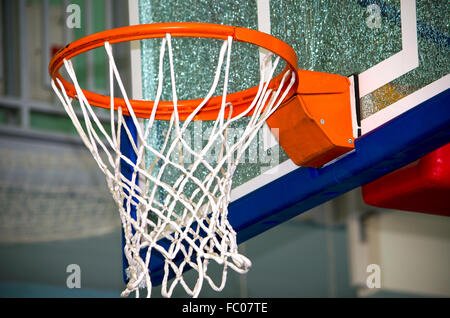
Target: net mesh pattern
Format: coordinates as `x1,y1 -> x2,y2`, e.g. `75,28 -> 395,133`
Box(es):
0,143 -> 118,243
51,34 -> 295,297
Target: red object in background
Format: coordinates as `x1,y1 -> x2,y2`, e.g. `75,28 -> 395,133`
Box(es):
51,44 -> 64,58
362,143 -> 450,216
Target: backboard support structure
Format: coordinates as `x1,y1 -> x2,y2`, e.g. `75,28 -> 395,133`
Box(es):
126,0 -> 449,283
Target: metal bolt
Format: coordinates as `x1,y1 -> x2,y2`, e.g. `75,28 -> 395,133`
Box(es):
320,119 -> 325,124
348,138 -> 353,144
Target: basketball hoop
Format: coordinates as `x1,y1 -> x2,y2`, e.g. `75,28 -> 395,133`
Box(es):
49,23 -> 298,120
49,23 -> 297,297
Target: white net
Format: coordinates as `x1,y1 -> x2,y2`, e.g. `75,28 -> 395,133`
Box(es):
51,34 -> 295,297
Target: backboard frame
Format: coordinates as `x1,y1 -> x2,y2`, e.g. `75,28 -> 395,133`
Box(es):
126,0 -> 450,282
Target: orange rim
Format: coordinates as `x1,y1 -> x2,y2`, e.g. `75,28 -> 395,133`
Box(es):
49,22 -> 298,120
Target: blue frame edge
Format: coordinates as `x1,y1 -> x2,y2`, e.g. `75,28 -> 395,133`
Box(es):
231,88 -> 450,243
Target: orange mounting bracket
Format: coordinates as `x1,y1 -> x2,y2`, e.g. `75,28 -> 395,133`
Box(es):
266,69 -> 355,168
